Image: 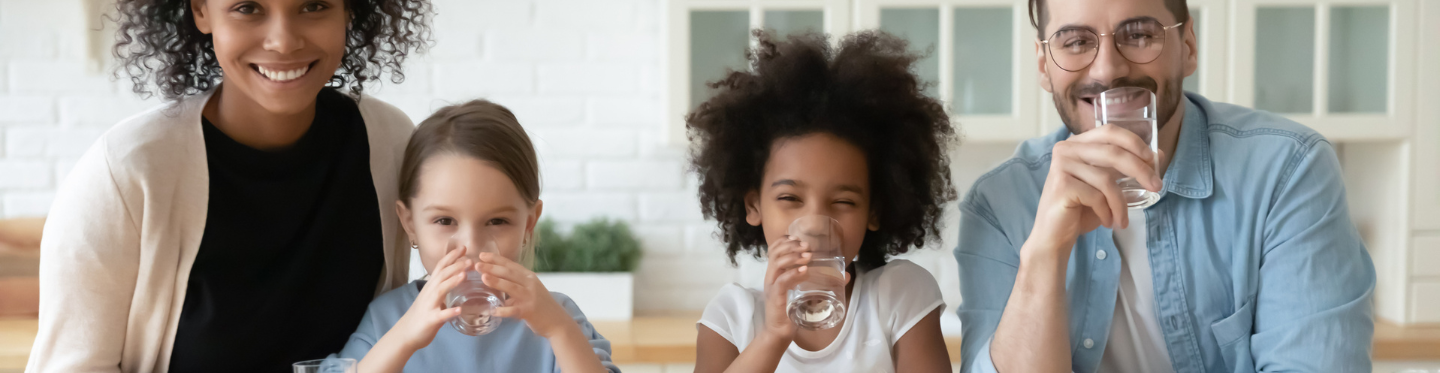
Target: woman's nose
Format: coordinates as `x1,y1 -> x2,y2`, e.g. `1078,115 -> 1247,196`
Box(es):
262,15 -> 306,54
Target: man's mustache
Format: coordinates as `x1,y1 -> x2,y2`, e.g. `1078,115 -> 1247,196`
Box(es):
1070,77 -> 1159,98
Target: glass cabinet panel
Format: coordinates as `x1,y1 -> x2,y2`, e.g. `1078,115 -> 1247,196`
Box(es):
1328,6 -> 1389,113
880,8 -> 940,97
765,10 -> 824,38
952,7 -> 1012,115
1182,8 -> 1200,92
1254,6 -> 1315,114
690,11 -> 751,109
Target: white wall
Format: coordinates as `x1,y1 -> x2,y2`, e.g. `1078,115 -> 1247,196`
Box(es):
0,0 -> 1025,314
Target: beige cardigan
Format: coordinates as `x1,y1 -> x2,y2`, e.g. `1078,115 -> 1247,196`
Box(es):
25,90 -> 415,373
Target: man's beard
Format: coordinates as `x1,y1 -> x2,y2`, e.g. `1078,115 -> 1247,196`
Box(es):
1054,75 -> 1184,135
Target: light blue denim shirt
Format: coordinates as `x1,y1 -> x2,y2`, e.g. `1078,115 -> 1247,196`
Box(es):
954,92 -> 1375,373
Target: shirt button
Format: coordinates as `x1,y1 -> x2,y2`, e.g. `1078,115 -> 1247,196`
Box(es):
1095,250 -> 1107,260
1083,338 -> 1094,348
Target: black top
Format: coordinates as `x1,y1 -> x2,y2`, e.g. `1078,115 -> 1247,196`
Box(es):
169,88 -> 385,372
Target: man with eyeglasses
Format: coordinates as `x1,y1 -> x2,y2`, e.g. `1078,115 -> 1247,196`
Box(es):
953,0 -> 1376,372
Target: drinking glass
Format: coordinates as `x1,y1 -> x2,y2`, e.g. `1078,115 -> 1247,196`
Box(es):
785,215 -> 848,330
292,358 -> 356,373
1095,86 -> 1161,209
445,239 -> 506,336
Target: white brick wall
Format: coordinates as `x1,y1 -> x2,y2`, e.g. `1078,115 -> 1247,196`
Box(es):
0,0 -> 1003,314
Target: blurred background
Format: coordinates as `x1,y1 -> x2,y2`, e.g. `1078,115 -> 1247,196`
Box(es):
0,0 -> 1437,372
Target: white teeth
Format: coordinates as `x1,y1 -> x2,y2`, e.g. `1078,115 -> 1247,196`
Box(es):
1102,96 -> 1131,106
256,65 -> 309,82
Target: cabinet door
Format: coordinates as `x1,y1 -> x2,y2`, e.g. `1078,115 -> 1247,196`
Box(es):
1231,0 -> 1416,140
1416,0 -> 1440,231
1184,0 -> 1229,100
667,0 -> 851,145
856,0 -> 1041,142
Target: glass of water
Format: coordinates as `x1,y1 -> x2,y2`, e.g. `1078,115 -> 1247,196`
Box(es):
785,215 -> 848,330
1095,86 -> 1161,209
444,238 -> 506,336
292,358 -> 356,373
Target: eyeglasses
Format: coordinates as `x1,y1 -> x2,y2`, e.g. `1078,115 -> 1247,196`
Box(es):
1041,19 -> 1185,72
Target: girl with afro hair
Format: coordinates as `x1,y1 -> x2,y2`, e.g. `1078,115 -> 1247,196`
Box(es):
29,0 -> 431,371
690,30 -> 959,372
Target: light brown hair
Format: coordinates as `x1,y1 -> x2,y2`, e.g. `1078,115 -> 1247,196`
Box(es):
399,99 -> 540,207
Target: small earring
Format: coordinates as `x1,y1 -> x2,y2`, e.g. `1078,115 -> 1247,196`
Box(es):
410,242 -> 418,250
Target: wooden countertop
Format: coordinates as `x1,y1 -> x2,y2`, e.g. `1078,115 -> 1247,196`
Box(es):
0,315 -> 1434,368
1375,319 -> 1440,360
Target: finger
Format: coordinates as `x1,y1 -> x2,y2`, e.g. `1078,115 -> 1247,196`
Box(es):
1075,124 -> 1157,165
770,251 -> 812,272
432,258 -> 472,285
435,246 -> 466,270
477,251 -> 519,266
435,269 -> 469,294
419,269 -> 468,307
772,265 -> 811,290
1069,177 -> 1117,228
1060,162 -> 1128,228
476,259 -> 530,284
432,307 -> 463,323
414,272 -> 461,310
491,306 -> 521,319
477,253 -> 537,283
766,237 -> 807,260
1063,142 -> 1161,191
764,249 -> 810,286
481,272 -> 526,296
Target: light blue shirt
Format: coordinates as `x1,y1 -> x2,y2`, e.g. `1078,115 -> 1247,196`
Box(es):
954,92 -> 1375,373
331,281 -> 620,373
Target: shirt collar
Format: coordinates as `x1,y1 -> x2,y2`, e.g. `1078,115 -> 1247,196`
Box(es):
1161,92 -> 1215,199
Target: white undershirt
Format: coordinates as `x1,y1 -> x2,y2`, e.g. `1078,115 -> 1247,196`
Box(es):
1099,209 -> 1176,373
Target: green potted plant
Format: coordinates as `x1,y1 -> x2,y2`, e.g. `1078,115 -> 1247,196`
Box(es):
532,217 -> 642,320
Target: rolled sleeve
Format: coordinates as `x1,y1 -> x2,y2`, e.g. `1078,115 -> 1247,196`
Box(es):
955,195 -> 1021,373
1251,140 -> 1375,372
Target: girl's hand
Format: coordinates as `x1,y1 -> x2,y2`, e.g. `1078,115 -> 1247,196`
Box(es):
476,253 -> 577,340
758,235 -> 815,344
391,248 -> 469,352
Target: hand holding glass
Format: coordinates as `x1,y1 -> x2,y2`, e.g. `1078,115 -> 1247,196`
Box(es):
1095,86 -> 1161,209
445,239 -> 506,336
785,215 -> 848,330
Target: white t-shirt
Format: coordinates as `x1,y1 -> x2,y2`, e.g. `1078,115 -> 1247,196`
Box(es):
1099,209 -> 1176,373
697,259 -> 944,373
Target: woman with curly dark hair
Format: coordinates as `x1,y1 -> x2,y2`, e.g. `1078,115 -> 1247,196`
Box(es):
27,0 -> 431,371
690,30 -> 958,372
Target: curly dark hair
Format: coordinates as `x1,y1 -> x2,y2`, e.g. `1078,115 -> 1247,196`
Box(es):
686,30 -> 958,269
113,0 -> 432,100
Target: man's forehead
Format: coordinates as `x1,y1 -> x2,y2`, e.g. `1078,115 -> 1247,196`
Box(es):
1043,0 -> 1176,33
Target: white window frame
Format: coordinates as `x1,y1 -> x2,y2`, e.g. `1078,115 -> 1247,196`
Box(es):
664,0 -> 852,145
855,0 -> 1042,142
1187,0 -> 1230,100
1230,0 -> 1416,140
